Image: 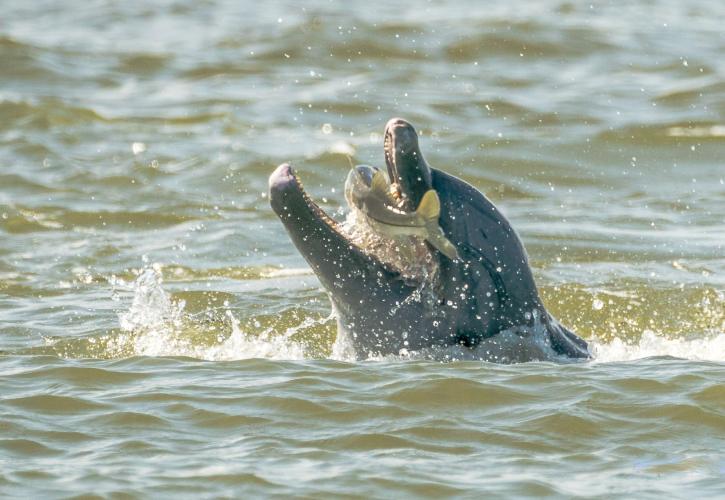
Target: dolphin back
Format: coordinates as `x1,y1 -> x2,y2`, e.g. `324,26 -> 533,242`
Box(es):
431,168 -> 540,310
431,168 -> 589,358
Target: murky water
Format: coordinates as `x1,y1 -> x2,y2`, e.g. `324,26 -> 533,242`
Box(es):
1,0 -> 723,497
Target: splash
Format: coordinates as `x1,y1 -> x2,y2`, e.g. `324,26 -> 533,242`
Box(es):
553,285 -> 725,363
114,264 -> 306,360
355,330 -> 725,364
194,311 -> 307,361
117,265 -> 184,334
591,330 -> 725,363
108,264 -> 725,364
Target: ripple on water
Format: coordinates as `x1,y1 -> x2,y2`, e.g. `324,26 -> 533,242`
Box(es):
0,97 -> 106,131
4,394 -> 109,414
13,366 -> 147,386
2,0 -> 725,496
384,377 -> 536,409
444,22 -> 616,61
0,439 -> 63,458
86,411 -> 171,429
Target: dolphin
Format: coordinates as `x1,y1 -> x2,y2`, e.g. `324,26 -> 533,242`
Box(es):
344,165 -> 459,260
269,118 -> 590,361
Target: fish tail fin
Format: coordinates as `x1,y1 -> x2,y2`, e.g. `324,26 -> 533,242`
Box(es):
416,190 -> 440,223
418,190 -> 459,259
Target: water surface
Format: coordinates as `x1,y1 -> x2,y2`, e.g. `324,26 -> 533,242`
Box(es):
1,0 -> 724,497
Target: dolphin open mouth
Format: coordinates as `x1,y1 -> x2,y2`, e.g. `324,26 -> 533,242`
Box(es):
270,118 -> 431,245
269,163 -> 406,276
270,161 -> 436,285
384,120 -> 406,208
270,118 -> 444,281
383,127 -> 397,199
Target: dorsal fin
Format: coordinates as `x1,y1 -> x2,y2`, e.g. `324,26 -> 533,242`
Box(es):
370,170 -> 389,196
416,190 -> 440,222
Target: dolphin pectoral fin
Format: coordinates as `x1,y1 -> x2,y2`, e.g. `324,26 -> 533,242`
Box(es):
416,189 -> 441,222
426,228 -> 460,260
545,314 -> 590,358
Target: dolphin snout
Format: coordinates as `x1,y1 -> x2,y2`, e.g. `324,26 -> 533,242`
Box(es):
385,118 -> 420,156
269,163 -> 301,215
385,117 -> 413,131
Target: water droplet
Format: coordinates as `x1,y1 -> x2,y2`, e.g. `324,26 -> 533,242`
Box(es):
132,142 -> 146,155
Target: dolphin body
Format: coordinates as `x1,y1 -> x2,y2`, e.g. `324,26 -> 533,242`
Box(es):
269,118 -> 590,361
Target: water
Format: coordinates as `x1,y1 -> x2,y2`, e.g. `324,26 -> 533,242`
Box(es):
1,0 -> 723,496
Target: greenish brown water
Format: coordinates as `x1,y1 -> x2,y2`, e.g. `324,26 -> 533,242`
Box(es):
1,0 -> 724,497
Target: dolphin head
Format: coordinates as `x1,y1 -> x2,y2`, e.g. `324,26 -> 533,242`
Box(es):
269,123 -> 453,356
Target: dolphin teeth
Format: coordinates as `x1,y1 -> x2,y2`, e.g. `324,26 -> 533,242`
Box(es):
288,169 -> 337,227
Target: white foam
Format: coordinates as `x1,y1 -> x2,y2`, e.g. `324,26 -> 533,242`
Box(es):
193,311 -> 306,361
118,266 -> 184,334
591,330 -> 725,363
261,267 -> 313,278
116,264 -> 725,364
116,265 -> 306,360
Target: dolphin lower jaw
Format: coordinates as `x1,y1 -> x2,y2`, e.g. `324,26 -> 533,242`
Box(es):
269,163 -> 337,229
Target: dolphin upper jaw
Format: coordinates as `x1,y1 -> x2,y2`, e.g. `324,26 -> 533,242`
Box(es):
384,118 -> 433,212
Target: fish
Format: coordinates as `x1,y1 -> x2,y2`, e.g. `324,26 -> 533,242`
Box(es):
344,164 -> 459,260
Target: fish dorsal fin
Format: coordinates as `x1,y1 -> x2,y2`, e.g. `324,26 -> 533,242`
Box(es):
370,170 -> 389,196
416,189 -> 440,222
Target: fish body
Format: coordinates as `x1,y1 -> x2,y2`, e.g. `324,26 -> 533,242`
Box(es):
344,165 -> 459,260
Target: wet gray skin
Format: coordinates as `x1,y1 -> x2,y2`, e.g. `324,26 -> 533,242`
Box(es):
344,165 -> 459,260
269,118 -> 589,360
